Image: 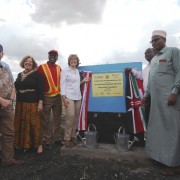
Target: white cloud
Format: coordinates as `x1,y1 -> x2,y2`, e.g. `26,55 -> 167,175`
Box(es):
30,0 -> 107,25
0,0 -> 180,79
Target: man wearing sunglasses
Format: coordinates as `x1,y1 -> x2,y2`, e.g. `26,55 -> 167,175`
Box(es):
143,30 -> 180,176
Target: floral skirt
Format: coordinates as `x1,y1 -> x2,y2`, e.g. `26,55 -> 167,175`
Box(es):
14,102 -> 42,149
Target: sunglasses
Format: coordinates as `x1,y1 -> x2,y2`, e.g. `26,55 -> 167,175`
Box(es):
150,37 -> 162,44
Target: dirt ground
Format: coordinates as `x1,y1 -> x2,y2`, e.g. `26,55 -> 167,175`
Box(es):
0,110 -> 180,180
0,142 -> 180,180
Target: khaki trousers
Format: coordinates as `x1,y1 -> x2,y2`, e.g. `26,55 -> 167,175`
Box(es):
64,98 -> 81,141
0,108 -> 15,165
41,94 -> 62,144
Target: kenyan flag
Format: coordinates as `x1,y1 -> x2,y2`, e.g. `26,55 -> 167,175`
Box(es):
125,71 -> 147,134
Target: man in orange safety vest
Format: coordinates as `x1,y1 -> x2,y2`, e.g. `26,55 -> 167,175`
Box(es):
38,50 -> 62,148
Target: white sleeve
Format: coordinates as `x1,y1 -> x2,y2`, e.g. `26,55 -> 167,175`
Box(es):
60,69 -> 67,96
131,68 -> 143,80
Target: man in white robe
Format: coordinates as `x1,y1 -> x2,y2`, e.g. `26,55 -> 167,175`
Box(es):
143,30 -> 180,176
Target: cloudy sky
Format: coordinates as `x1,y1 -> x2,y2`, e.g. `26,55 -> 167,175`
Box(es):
1,0 -> 180,78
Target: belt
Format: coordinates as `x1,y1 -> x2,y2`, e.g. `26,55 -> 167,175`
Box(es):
18,89 -> 36,93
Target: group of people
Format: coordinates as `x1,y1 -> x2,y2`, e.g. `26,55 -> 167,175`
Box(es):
0,46 -> 88,166
1,29 -> 180,176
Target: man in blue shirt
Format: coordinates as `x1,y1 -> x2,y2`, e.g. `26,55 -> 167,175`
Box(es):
0,44 -> 14,81
0,44 -> 24,166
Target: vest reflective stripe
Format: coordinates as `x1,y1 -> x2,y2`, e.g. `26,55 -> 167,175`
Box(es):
42,64 -> 61,97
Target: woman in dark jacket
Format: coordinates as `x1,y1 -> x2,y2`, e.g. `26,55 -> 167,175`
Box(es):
14,55 -> 44,153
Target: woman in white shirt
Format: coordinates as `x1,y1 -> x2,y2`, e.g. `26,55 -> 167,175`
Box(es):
61,54 -> 88,148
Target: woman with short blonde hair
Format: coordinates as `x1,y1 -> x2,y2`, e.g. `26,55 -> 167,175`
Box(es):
61,54 -> 88,148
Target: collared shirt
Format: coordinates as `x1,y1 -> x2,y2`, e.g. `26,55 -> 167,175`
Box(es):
61,67 -> 81,100
0,64 -> 14,99
0,61 -> 14,81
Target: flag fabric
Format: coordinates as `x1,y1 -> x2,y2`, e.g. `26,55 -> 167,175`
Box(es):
78,71 -> 92,131
125,71 -> 147,134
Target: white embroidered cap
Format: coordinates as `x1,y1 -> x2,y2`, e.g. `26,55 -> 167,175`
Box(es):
152,30 -> 167,38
